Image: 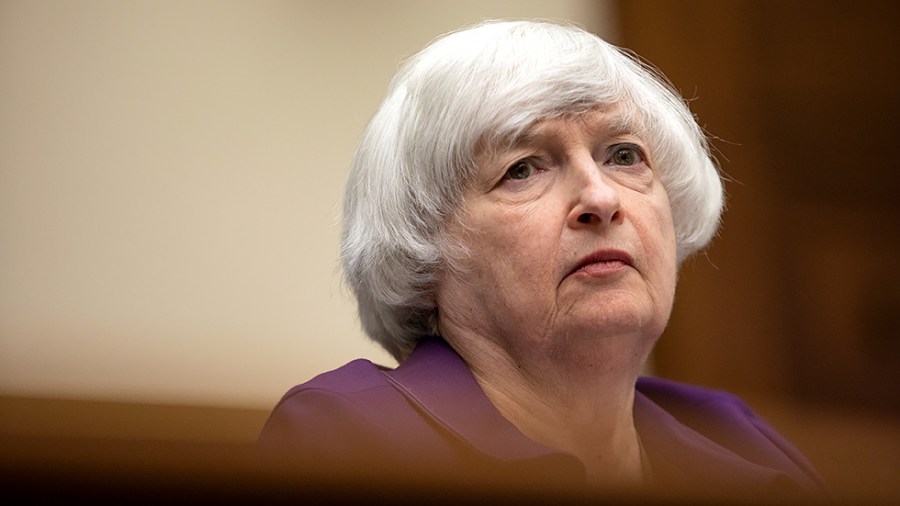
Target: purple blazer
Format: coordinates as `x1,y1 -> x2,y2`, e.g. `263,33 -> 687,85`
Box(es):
259,337 -> 825,500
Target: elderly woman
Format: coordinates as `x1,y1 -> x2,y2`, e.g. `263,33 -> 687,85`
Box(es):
260,20 -> 824,499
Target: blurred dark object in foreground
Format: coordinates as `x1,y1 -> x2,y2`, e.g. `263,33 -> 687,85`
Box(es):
0,435 -> 765,505
0,434 -> 841,505
1,395 -> 899,504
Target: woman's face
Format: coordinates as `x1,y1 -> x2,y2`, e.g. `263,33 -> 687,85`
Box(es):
437,106 -> 677,369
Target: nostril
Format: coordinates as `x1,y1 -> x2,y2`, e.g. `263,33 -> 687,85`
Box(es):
577,213 -> 593,224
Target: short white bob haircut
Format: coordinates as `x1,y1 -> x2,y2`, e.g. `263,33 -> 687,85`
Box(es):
341,20 -> 724,360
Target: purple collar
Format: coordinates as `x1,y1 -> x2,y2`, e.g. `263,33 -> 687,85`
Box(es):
380,336 -> 810,495
383,336 -> 572,464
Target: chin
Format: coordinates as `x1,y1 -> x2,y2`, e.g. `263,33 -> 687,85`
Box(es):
572,299 -> 653,331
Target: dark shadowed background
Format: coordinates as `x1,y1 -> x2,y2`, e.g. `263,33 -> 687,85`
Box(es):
620,0 -> 900,499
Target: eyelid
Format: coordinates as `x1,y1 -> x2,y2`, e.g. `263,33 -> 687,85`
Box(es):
605,142 -> 648,164
501,156 -> 543,179
490,156 -> 548,194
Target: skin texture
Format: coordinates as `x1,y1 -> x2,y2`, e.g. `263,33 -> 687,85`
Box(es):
436,106 -> 677,486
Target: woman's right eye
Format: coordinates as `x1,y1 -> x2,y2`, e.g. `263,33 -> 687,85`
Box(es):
503,160 -> 537,180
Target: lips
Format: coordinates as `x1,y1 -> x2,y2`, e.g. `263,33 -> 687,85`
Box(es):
568,248 -> 635,277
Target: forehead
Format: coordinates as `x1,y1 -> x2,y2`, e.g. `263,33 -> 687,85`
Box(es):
478,104 -> 642,158
523,108 -> 637,145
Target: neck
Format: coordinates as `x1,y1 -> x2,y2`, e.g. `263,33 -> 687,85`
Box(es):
443,330 -> 650,488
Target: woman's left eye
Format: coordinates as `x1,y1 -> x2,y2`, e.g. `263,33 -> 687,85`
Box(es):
609,144 -> 645,166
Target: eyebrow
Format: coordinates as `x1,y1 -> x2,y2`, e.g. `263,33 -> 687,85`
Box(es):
505,112 -> 640,150
607,113 -> 640,137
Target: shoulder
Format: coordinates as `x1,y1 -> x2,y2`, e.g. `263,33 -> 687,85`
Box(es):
257,358 -> 460,469
636,376 -> 826,495
636,376 -> 796,454
262,359 -> 399,433
635,376 -> 784,460
260,357 -> 405,414
257,360 -> 402,454
636,376 -> 756,417
278,358 -> 391,397
636,376 -> 788,448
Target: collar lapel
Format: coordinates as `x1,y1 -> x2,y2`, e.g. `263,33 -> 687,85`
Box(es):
382,337 -> 568,463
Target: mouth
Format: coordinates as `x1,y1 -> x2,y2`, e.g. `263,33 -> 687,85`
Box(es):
568,248 -> 635,277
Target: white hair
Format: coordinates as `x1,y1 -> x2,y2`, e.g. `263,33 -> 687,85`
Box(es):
340,20 -> 724,360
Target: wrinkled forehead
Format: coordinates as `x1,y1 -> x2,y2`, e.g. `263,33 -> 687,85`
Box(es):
474,100 -> 645,161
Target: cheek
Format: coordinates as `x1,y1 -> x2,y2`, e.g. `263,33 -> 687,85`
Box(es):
464,202 -> 559,263
450,204 -> 564,305
653,207 -> 677,263
649,203 -> 678,300
437,208 -> 563,339
631,188 -> 677,293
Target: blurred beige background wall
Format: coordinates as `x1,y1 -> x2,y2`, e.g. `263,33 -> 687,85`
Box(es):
0,0 -> 615,409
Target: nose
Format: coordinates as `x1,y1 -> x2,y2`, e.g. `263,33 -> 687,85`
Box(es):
566,154 -> 622,228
